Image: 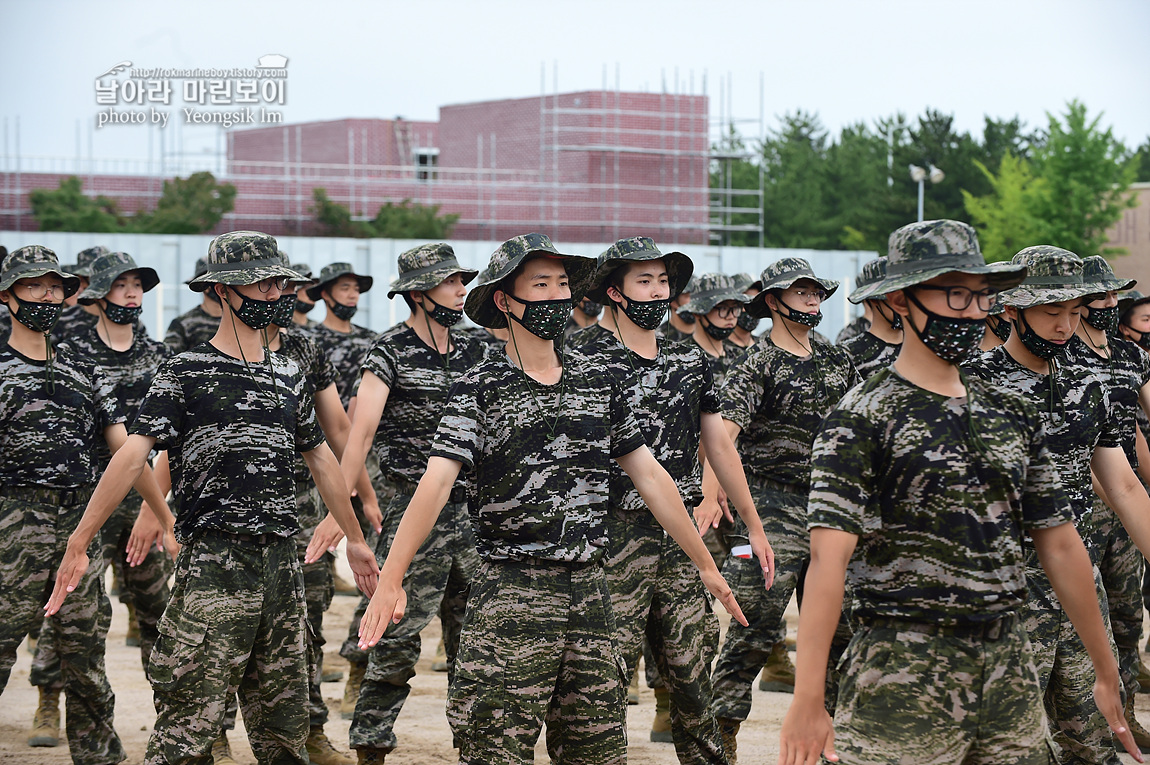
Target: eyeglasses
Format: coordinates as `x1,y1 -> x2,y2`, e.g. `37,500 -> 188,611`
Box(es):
915,285 -> 999,311
788,287 -> 828,302
255,277 -> 289,293
713,304 -> 744,319
19,282 -> 65,299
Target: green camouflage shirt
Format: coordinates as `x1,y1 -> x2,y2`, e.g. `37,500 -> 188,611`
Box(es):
430,352 -> 645,563
721,335 -> 860,490
1066,335 -> 1150,467
276,328 -> 340,485
0,343 -> 124,488
51,305 -> 97,344
966,342 -> 1120,531
362,323 -> 486,487
834,315 -> 868,345
840,331 -> 901,382
63,325 -> 170,468
305,323 -> 379,408
809,368 -> 1073,624
163,305 -> 220,355
568,324 -> 720,513
131,346 -> 325,541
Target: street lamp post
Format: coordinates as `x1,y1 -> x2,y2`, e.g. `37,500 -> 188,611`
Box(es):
909,164 -> 945,222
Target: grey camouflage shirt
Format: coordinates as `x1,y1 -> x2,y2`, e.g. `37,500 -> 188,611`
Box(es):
163,305 -> 220,355
840,331 -> 900,382
305,323 -> 379,408
277,328 -> 340,485
1065,334 -> 1150,467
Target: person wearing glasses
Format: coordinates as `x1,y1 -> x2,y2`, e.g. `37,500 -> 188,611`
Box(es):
965,246 -> 1150,765
708,257 -> 859,761
45,232 -> 380,765
679,273 -> 752,386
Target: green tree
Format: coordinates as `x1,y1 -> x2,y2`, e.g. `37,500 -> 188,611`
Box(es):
1133,137 -> 1150,182
311,188 -> 374,238
1028,100 -> 1137,257
825,121 -> 898,251
29,176 -> 124,232
962,154 -> 1047,262
133,172 -> 236,234
759,111 -> 835,248
370,199 -> 460,239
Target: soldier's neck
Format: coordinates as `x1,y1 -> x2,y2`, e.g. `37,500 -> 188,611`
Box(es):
669,311 -> 694,334
1076,322 -> 1110,358
606,308 -> 658,360
200,295 -> 223,318
6,320 -> 53,361
210,313 -> 267,363
893,337 -> 966,398
323,312 -> 352,334
96,313 -> 135,352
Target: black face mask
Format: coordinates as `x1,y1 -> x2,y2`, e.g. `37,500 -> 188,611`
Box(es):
102,298 -> 143,325
987,315 -> 1012,342
327,300 -> 357,321
505,293 -> 571,341
616,293 -> 669,331
227,288 -> 278,330
1014,310 -> 1069,361
905,291 -> 985,363
422,293 -> 464,328
737,311 -> 761,332
578,298 -> 603,318
702,317 -> 735,341
1084,305 -> 1119,334
6,294 -> 63,333
678,309 -> 695,325
775,298 -> 823,328
271,293 -> 297,328
294,297 -> 315,315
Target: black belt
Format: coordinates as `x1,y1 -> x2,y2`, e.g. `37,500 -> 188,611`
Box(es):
747,475 -> 807,495
0,484 -> 93,507
864,612 -> 1017,642
197,528 -> 285,546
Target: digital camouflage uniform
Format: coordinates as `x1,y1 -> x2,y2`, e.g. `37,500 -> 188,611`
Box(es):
966,249 -> 1123,765
306,322 -> 379,409
163,305 -> 221,354
0,245 -> 127,765
134,232 -> 322,765
839,331 -> 899,382
570,320 -> 730,764
53,246 -> 108,345
810,367 -> 1071,765
657,318 -> 693,345
834,314 -> 868,345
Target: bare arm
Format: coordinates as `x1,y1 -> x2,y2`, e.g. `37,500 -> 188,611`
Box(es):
696,418 -> 741,533
616,445 -> 747,626
1134,428 -> 1150,487
303,443 -> 380,597
313,383 -> 381,531
1032,522 -> 1140,760
699,412 -> 774,587
358,456 -> 461,648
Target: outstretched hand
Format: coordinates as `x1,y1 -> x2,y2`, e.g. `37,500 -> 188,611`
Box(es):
700,567 -> 748,627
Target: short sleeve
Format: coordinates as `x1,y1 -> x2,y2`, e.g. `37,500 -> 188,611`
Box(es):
131,363 -> 185,449
163,319 -> 186,354
1020,415 -> 1075,530
90,366 -> 127,430
807,404 -> 877,535
698,349 -> 721,414
311,344 -> 340,394
608,375 -> 646,459
1097,386 -> 1123,450
362,341 -> 400,390
294,375 -> 326,453
720,349 -> 766,430
430,372 -> 483,470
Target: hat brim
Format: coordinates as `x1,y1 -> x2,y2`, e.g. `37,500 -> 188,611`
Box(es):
859,262 -> 1028,303
747,276 -> 839,319
387,266 -> 479,299
465,252 -> 597,329
682,288 -> 752,316
1001,284 -> 1106,310
306,272 -> 373,301
77,266 -> 161,304
1091,276 -> 1137,292
583,250 -> 694,305
189,264 -> 306,293
0,265 -> 81,297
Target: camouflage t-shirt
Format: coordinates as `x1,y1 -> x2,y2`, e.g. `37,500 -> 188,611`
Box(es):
966,342 -> 1120,530
656,319 -> 693,345
63,325 -> 170,468
131,344 -> 325,542
0,343 -> 124,488
840,331 -> 901,382
568,324 -> 720,513
306,323 -> 379,408
164,305 -> 221,355
430,352 -> 646,563
1065,335 -> 1150,467
362,323 -> 486,487
721,335 -> 860,490
276,328 -> 340,485
835,315 -> 869,345
808,368 -> 1073,624
51,304 -> 97,344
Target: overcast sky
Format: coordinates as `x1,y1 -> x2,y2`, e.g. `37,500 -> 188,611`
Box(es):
3,0 -> 1147,172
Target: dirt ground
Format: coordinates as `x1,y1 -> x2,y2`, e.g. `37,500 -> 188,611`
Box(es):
3,561 -> 1150,764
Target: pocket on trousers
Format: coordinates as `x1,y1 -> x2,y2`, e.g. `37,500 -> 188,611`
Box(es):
147,606 -> 209,697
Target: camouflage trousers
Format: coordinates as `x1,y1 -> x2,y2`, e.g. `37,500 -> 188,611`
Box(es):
1025,560 -> 1122,765
603,509 -> 724,764
711,481 -> 850,722
32,490 -> 172,688
340,459 -> 393,667
448,557 -> 628,765
1088,498 -> 1144,697
350,492 -> 477,752
144,532 -> 309,765
834,613 -> 1048,764
0,487 -> 126,765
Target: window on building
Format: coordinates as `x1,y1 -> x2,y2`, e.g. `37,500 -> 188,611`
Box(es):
415,148 -> 439,182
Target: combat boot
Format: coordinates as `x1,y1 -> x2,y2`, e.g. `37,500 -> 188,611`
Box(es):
432,636 -> 448,672
211,730 -> 239,765
650,686 -> 673,743
758,640 -> 796,693
1138,658 -> 1150,694
627,670 -> 640,705
306,726 -> 355,765
27,686 -> 60,747
1125,694 -> 1150,753
357,748 -> 387,765
342,660 -> 366,719
718,718 -> 740,764
125,601 -> 141,647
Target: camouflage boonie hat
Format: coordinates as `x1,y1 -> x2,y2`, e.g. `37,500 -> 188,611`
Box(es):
61,245 -> 111,279
747,257 -> 839,318
1081,255 -> 1136,293
865,219 -> 1027,299
583,236 -> 693,304
306,262 -> 373,301
387,243 -> 478,298
0,245 -> 81,297
288,261 -> 314,285
183,256 -> 209,285
731,272 -> 762,293
999,246 -> 1103,309
188,231 -> 303,293
849,257 -> 889,304
78,251 -> 160,304
678,273 -> 751,316
464,233 -> 595,329
1119,290 -> 1150,323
